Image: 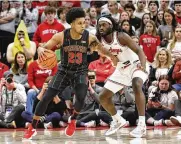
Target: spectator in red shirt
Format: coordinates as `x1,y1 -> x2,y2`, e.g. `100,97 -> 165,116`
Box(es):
33,6 -> 64,51
0,62 -> 9,79
139,20 -> 160,65
26,60 -> 57,114
88,54 -> 115,87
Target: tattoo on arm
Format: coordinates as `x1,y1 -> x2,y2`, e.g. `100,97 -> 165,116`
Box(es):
90,38 -> 115,59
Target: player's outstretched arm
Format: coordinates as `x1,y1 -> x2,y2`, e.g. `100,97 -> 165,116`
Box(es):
89,34 -> 118,66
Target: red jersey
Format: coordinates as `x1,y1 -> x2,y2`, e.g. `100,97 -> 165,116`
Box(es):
139,34 -> 160,63
28,61 -> 57,89
33,19 -> 64,50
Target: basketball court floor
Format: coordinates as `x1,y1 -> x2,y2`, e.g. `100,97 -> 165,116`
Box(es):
0,126 -> 181,144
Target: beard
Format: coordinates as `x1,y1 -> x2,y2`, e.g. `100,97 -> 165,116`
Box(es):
100,27 -> 113,37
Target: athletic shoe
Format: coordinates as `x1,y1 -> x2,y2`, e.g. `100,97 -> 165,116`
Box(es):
130,123 -> 146,138
100,119 -> 109,127
7,121 -> 17,129
59,121 -> 68,127
25,122 -> 30,129
85,120 -> 96,128
44,122 -> 53,129
105,119 -> 127,136
22,124 -> 37,140
65,117 -> 76,137
154,119 -> 163,126
170,116 -> 181,126
164,120 -> 174,126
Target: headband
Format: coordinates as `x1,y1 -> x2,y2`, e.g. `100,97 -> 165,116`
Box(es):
98,17 -> 112,25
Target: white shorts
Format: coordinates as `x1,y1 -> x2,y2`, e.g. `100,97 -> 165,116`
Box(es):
104,60 -> 148,93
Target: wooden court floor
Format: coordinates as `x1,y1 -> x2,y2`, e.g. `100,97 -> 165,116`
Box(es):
0,126 -> 181,144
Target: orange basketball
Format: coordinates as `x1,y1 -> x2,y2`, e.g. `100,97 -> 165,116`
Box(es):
38,49 -> 57,69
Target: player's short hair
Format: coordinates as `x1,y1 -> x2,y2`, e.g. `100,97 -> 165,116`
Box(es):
66,7 -> 85,24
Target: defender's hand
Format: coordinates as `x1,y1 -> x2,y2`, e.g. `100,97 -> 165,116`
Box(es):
137,63 -> 147,73
111,56 -> 119,67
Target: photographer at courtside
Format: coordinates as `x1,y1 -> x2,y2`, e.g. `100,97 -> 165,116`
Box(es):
146,75 -> 178,126
0,71 -> 27,128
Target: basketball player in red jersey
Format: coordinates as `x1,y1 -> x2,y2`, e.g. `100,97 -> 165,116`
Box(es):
22,8 -> 118,140
97,15 -> 148,138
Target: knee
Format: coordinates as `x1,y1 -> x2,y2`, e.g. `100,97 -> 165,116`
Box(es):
27,89 -> 37,98
51,112 -> 61,120
132,78 -> 143,91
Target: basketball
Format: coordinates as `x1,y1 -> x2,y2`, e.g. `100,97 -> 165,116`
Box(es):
38,49 -> 57,69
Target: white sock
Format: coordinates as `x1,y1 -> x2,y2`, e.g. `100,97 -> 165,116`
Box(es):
138,116 -> 146,126
112,112 -> 125,123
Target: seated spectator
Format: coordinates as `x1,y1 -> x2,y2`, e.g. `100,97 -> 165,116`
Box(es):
19,0 -> 39,40
41,1 -> 59,23
76,70 -> 102,127
33,6 -> 64,51
57,7 -> 70,29
156,10 -> 164,28
119,11 -> 130,23
131,36 -> 139,45
21,76 -> 69,129
87,6 -> 98,26
85,13 -> 96,35
119,20 -> 135,36
148,48 -> 172,92
158,9 -> 177,47
139,20 -> 160,65
88,54 -> 115,87
6,20 -> 36,64
10,51 -> 29,90
134,0 -> 149,19
148,0 -> 159,22
0,62 -> 9,79
146,75 -> 178,126
0,71 -> 27,128
136,13 -> 151,37
124,3 -> 141,30
167,25 -> 181,63
26,60 -> 57,114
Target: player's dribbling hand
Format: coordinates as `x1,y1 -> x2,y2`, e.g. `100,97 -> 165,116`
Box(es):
37,47 -> 50,62
111,56 -> 119,67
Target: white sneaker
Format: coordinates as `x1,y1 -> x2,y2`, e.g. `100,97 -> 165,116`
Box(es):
44,122 -> 53,129
59,121 -> 68,127
154,119 -> 163,126
100,119 -> 109,127
105,119 -> 127,136
85,120 -> 96,128
170,116 -> 181,126
130,123 -> 146,138
164,120 -> 174,126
